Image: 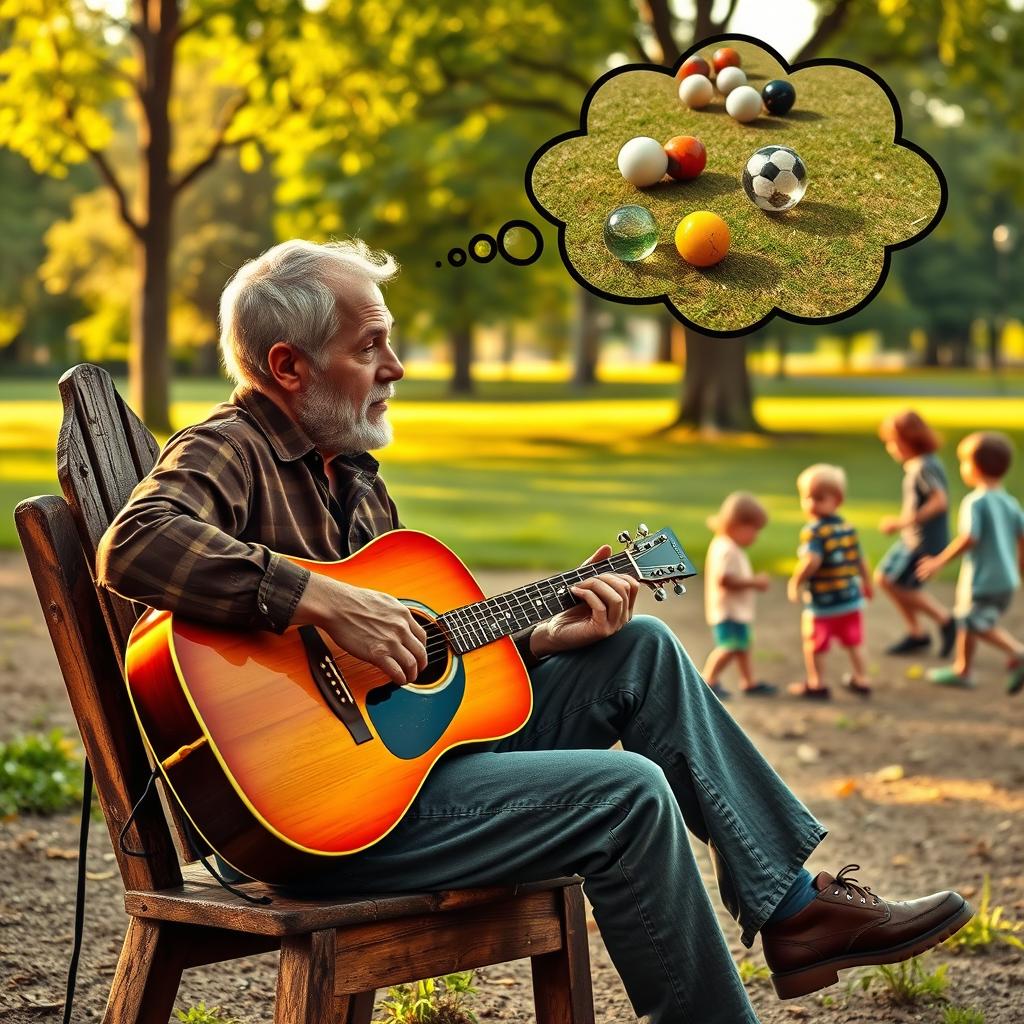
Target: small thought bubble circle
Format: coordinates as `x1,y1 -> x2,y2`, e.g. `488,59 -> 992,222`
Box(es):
526,35 -> 945,336
436,220 -> 544,269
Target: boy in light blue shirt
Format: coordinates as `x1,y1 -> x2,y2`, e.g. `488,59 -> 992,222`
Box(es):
917,431 -> 1024,694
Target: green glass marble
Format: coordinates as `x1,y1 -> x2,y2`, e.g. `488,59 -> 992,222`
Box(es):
603,205 -> 659,262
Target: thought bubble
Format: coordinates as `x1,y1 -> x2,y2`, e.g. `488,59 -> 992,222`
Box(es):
526,35 -> 945,336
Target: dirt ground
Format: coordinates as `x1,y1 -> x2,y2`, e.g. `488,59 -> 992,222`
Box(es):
1,552 -> 1022,1024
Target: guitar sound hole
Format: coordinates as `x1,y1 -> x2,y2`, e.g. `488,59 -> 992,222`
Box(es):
365,615 -> 452,705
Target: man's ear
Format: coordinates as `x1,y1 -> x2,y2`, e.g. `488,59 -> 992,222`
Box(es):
266,342 -> 309,393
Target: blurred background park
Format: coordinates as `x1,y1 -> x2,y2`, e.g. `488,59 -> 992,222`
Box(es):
2,0 -> 1024,573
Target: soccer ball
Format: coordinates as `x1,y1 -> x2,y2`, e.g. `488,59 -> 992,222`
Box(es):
741,146 -> 808,212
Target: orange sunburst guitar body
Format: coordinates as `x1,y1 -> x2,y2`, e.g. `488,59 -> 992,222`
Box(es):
124,526 -> 695,883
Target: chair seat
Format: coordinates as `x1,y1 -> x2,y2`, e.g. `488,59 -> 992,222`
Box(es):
123,863 -> 583,936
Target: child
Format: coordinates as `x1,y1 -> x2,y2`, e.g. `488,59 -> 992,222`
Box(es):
787,464 -> 874,699
876,410 -> 956,657
702,492 -> 775,699
917,432 -> 1024,694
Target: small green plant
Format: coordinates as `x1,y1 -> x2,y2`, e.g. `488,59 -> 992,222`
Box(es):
851,956 -> 949,1005
0,730 -> 84,816
175,1002 -> 242,1024
737,959 -> 770,985
944,875 -> 1024,953
942,1007 -> 985,1024
380,971 -> 478,1024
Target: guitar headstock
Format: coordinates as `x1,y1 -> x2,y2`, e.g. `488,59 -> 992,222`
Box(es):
619,524 -> 697,602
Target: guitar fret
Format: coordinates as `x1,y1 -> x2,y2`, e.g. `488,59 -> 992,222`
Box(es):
440,551 -> 646,654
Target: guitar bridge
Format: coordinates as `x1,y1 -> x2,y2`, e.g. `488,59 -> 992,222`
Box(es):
298,626 -> 373,745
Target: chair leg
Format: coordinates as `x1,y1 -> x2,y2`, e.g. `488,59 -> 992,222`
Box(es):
275,929 -> 337,1024
102,918 -> 184,1024
531,885 -> 595,1024
337,989 -> 376,1024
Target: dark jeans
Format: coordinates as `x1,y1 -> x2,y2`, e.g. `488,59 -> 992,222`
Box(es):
280,616 -> 826,1022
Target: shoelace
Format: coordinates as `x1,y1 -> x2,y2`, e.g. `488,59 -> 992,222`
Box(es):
831,864 -> 881,906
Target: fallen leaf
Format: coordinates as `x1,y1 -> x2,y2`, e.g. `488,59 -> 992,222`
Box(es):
796,744 -> 820,765
875,764 -> 905,783
45,847 -> 79,860
905,664 -> 925,679
85,870 -> 115,881
834,778 -> 859,798
491,977 -> 519,986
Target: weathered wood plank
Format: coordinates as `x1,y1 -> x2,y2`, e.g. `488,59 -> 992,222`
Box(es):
101,918 -> 183,1024
332,891 -> 563,993
15,495 -> 181,892
531,884 -> 596,1024
339,989 -> 376,1024
276,929 -> 336,1024
125,866 -> 580,937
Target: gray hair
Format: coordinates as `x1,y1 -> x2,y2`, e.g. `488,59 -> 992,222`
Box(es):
218,238 -> 399,387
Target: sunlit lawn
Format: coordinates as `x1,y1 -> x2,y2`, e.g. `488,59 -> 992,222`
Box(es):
3,369 -> 1024,574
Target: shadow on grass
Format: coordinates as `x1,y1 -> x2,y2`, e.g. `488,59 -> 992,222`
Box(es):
644,171 -> 738,203
785,109 -> 826,123
703,248 -> 783,291
782,200 -> 866,237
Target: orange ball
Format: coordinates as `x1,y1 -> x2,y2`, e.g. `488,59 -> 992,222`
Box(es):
712,47 -> 742,73
674,211 -> 730,267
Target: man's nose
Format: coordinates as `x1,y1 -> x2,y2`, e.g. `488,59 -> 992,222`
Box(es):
381,343 -> 404,381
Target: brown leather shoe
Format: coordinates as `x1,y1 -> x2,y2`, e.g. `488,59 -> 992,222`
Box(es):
761,864 -> 973,999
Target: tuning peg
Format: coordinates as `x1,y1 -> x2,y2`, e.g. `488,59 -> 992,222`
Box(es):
636,523 -> 649,537
653,586 -> 666,602
673,582 -> 686,596
617,530 -> 632,544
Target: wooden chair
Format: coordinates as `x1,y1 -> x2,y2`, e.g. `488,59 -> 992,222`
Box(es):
15,363 -> 595,1024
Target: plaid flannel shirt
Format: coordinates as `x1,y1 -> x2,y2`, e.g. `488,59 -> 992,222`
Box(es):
96,386 -> 539,663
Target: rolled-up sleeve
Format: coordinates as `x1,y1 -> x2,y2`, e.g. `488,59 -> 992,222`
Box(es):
95,425 -> 309,633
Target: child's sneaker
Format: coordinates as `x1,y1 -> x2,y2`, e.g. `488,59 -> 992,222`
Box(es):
926,666 -> 975,689
1008,661 -> 1024,697
885,634 -> 930,656
842,673 -> 872,698
938,619 -> 958,659
741,681 -> 778,697
788,681 -> 831,700
707,681 -> 731,701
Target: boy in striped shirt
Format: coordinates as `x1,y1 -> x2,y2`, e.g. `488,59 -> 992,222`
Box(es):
788,464 -> 874,698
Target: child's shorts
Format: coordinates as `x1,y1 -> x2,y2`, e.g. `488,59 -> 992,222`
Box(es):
957,591 -> 1013,633
878,541 -> 929,590
712,619 -> 752,652
803,609 -> 863,653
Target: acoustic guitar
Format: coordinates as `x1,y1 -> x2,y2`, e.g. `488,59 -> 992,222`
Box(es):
125,525 -> 695,883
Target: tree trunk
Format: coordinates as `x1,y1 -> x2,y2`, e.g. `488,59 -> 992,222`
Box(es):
572,288 -> 600,386
671,330 -> 760,432
130,0 -> 177,433
922,331 -> 940,367
656,314 -> 675,363
501,322 -> 515,378
775,332 -> 788,380
450,322 -> 474,394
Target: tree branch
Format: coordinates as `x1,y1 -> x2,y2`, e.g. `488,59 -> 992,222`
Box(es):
692,0 -> 715,45
717,0 -> 742,34
171,91 -> 250,196
505,53 -> 591,91
47,29 -> 143,237
637,0 -> 680,64
793,0 -> 855,62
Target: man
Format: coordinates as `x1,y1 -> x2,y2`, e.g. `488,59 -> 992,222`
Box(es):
97,239 -> 971,1023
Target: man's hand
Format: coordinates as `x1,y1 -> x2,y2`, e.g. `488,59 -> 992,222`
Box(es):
529,545 -> 640,658
294,572 -> 428,683
879,515 -> 901,536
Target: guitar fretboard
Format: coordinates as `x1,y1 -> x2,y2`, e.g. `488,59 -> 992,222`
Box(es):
438,552 -> 636,654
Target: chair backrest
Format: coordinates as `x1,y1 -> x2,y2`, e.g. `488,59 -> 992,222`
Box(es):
15,494 -> 182,891
55,364 -> 161,662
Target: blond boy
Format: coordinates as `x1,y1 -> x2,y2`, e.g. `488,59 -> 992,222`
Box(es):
788,464 -> 874,698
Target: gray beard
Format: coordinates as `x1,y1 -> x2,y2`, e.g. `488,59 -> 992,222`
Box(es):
296,373 -> 394,455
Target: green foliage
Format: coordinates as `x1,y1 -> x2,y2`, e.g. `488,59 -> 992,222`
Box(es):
175,1002 -> 242,1024
0,729 -> 84,817
944,875 -> 1024,953
736,959 -> 770,986
943,1007 -> 986,1024
379,971 -> 478,1024
850,956 -> 949,1006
